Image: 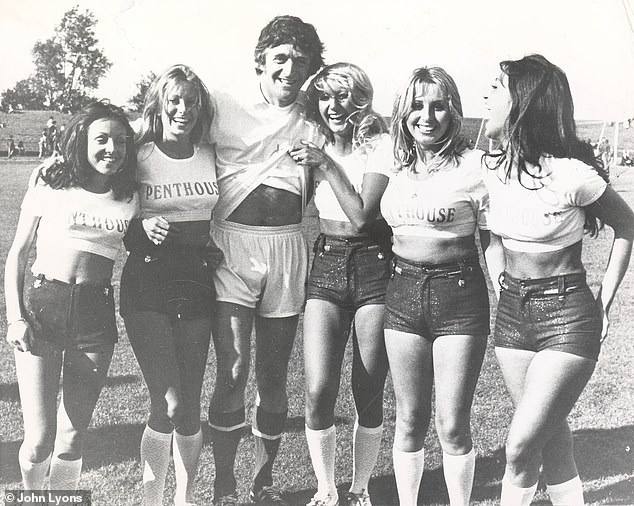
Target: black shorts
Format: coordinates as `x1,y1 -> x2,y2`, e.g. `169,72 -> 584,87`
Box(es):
306,234 -> 392,311
384,256 -> 490,339
120,245 -> 215,321
494,272 -> 602,360
23,274 -> 118,353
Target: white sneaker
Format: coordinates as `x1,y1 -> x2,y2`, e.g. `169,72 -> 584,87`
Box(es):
341,490 -> 372,506
306,492 -> 339,506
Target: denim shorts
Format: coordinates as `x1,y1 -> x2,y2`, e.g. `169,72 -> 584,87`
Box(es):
307,234 -> 392,311
384,255 -> 490,339
23,274 -> 118,352
120,245 -> 215,321
494,272 -> 601,360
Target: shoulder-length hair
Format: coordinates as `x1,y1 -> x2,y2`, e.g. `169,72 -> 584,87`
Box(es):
391,66 -> 465,172
489,54 -> 608,235
254,15 -> 325,77
136,64 -> 214,147
38,100 -> 137,201
306,62 -> 388,148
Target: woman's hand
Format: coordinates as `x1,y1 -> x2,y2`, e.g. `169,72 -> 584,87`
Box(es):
6,319 -> 33,353
289,140 -> 331,171
142,216 -> 172,245
205,238 -> 225,269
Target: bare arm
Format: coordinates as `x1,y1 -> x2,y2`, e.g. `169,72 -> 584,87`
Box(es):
480,229 -> 505,300
4,211 -> 40,352
290,141 -> 389,233
586,185 -> 634,338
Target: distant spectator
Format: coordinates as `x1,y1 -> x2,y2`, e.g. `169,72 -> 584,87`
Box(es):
46,116 -> 55,130
7,104 -> 14,114
597,137 -> 613,171
17,140 -> 25,155
7,136 -> 16,158
38,130 -> 48,158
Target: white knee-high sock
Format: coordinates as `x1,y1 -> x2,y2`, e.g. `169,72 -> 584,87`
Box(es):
350,421 -> 383,494
19,445 -> 51,490
305,425 -> 338,498
500,473 -> 537,506
443,449 -> 475,506
547,475 -> 584,506
173,428 -> 203,505
393,447 -> 425,506
49,456 -> 82,490
140,425 -> 172,506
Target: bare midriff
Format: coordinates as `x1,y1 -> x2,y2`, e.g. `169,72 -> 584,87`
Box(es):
41,250 -> 114,285
319,219 -> 365,238
227,185 -> 302,226
392,234 -> 478,264
503,240 -> 584,279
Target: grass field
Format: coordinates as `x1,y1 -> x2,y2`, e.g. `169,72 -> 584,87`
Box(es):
0,117 -> 633,505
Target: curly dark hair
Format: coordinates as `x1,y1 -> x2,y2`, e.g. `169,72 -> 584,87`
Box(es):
38,100 -> 137,201
254,15 -> 325,76
484,54 -> 608,236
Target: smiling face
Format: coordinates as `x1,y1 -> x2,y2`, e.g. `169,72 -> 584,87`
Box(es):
86,118 -> 128,178
318,82 -> 356,138
484,73 -> 512,141
160,80 -> 201,141
259,44 -> 311,107
405,82 -> 451,152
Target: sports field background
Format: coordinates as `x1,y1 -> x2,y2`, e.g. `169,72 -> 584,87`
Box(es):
0,113 -> 632,505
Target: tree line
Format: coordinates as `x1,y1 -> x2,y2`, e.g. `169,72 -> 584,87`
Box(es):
1,7 -> 151,113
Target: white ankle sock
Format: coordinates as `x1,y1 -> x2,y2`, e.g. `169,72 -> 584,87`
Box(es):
443,449 -> 475,506
173,428 -> 203,505
19,446 -> 51,490
393,447 -> 425,506
500,473 -> 537,506
350,421 -> 382,494
305,425 -> 338,498
547,475 -> 584,506
49,456 -> 82,490
140,425 -> 172,506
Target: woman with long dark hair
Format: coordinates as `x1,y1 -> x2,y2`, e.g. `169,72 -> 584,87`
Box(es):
5,101 -> 137,491
483,54 -> 634,506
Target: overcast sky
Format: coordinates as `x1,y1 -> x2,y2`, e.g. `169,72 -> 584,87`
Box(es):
1,0 -> 633,119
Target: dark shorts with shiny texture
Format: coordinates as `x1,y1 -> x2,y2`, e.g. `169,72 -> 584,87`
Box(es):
494,271 -> 601,360
384,255 -> 490,339
306,234 -> 392,311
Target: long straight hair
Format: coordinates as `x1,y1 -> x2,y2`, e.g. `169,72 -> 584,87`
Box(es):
486,54 -> 608,236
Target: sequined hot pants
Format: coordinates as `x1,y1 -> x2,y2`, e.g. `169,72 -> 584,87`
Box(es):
494,272 -> 601,360
384,255 -> 490,339
306,233 -> 392,311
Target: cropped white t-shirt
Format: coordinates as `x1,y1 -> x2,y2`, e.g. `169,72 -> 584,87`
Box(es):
381,149 -> 489,238
314,134 -> 392,222
21,169 -> 139,275
136,142 -> 218,222
484,156 -> 607,252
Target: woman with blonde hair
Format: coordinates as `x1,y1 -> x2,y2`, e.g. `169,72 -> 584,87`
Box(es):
380,66 -> 498,506
290,62 -> 391,506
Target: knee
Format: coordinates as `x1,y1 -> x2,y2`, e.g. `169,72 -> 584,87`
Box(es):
505,433 -> 541,473
22,434 -> 55,462
435,413 -> 471,453
149,395 -> 182,432
217,353 -> 249,392
53,427 -> 84,459
396,407 -> 430,446
305,382 -> 337,428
